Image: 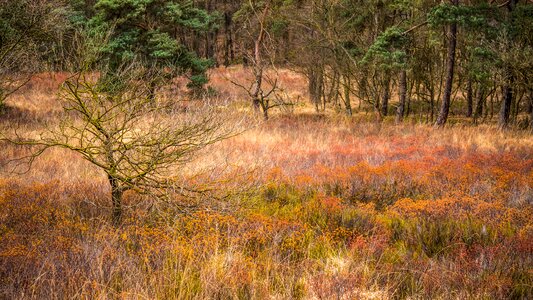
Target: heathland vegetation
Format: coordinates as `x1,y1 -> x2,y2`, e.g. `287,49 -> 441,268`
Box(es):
1,0 -> 532,299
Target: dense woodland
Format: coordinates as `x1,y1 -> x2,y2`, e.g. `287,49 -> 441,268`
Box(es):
2,0 -> 533,126
1,1 -> 533,299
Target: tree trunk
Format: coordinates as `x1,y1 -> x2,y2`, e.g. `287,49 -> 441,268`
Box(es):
473,85 -> 484,124
224,11 -> 233,66
499,78 -> 513,129
308,67 -> 323,112
381,77 -> 390,117
321,73 -> 327,111
252,67 -> 263,114
435,0 -> 458,127
252,35 -> 263,113
148,80 -> 157,103
527,91 -> 533,115
529,88 -> 533,132
396,69 -> 407,123
512,89 -> 524,123
343,75 -> 352,116
206,30 -> 217,64
499,0 -> 517,130
192,32 -> 201,58
333,75 -> 341,110
327,71 -> 339,110
250,3 -> 270,117
466,78 -> 473,117
109,175 -> 123,226
374,95 -> 381,120
490,91 -> 496,120
262,104 -> 269,120
204,0 -> 216,63
405,84 -> 420,117
429,84 -> 435,123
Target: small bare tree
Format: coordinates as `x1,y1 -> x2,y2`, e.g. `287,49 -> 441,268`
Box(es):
227,70 -> 296,120
6,69 -> 235,225
231,0 -> 296,120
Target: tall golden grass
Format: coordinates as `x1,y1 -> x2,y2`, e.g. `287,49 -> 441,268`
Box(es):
0,69 -> 532,299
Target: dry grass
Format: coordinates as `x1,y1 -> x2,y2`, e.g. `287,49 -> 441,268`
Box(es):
0,69 -> 532,299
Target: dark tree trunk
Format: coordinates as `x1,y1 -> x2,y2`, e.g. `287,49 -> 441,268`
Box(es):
381,77 -> 390,117
429,84 -> 435,123
262,104 -> 269,120
206,31 -> 217,63
192,32 -> 201,58
327,71 -> 339,110
499,78 -> 514,129
499,0 -> 517,130
512,89 -> 524,122
308,67 -> 323,112
343,76 -> 352,116
321,74 -> 327,111
406,93 -> 411,117
527,87 -> 533,112
109,176 -> 123,226
374,93 -> 381,120
473,85 -> 485,124
435,0 -> 458,127
224,11 -> 234,66
466,78 -> 473,117
148,80 -> 157,103
332,74 -> 340,110
396,70 -> 407,123
308,70 -> 317,110
490,91 -> 496,120
529,88 -> 533,132
204,0 -> 217,63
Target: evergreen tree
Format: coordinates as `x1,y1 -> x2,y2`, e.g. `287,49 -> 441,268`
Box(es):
89,0 -> 217,94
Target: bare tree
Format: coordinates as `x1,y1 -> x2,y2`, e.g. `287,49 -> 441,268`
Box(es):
230,0 -> 296,120
5,68 -> 236,225
226,68 -> 296,120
